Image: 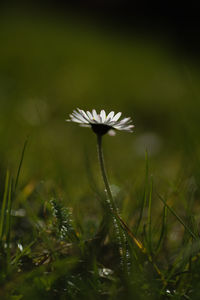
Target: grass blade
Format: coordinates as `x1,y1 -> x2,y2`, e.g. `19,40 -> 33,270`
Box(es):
5,178 -> 12,256
14,137 -> 28,193
0,170 -> 10,241
135,151 -> 149,234
147,177 -> 153,254
157,193 -> 197,240
155,205 -> 168,254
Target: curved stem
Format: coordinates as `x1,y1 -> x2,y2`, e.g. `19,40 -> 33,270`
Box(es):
97,134 -> 116,211
97,134 -> 128,271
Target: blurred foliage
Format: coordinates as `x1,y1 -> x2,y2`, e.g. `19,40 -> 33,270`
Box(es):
1,8 -> 200,299
0,7 -> 200,227
0,7 -> 200,238
1,10 -> 200,191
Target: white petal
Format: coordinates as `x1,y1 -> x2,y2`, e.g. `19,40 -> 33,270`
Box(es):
100,110 -> 106,123
114,123 -> 134,129
92,109 -> 97,118
112,112 -> 122,122
92,109 -> 100,123
71,114 -> 87,123
72,109 -> 82,117
70,113 -> 84,123
72,110 -> 83,118
116,125 -> 134,132
70,117 -> 84,123
77,108 -> 90,122
106,111 -> 115,122
115,122 -> 134,128
124,124 -> 134,129
116,117 -> 131,125
86,111 -> 93,121
72,111 -> 89,123
79,124 -> 91,127
124,128 -> 134,132
106,121 -> 115,126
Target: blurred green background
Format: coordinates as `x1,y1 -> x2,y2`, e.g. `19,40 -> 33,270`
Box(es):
1,7 -> 200,223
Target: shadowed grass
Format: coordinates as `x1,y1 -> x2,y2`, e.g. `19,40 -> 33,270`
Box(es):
1,152 -> 200,299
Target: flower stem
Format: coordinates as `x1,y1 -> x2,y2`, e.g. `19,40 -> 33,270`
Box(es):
96,134 -> 116,212
97,134 -> 129,272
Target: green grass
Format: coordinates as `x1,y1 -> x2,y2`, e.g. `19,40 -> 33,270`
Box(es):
1,144 -> 200,299
1,8 -> 200,299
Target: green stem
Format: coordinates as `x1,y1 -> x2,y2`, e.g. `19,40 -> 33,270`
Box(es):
96,134 -> 116,211
96,134 -> 130,272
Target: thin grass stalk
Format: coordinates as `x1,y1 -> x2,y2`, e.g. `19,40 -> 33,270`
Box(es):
5,179 -> 12,266
147,177 -> 153,254
115,190 -> 167,285
155,205 -> 168,255
5,179 -> 12,238
14,137 -> 28,193
157,193 -> 197,240
0,170 -> 10,241
135,151 -> 149,234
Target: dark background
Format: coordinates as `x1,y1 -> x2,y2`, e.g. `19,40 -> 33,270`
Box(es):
2,1 -> 200,57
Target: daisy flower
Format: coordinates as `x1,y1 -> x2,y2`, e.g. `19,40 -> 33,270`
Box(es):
67,108 -> 135,265
66,108 -> 134,136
